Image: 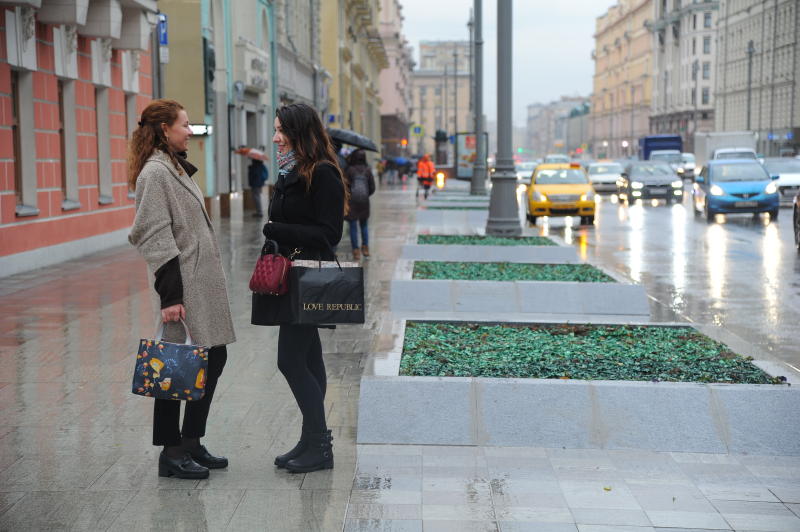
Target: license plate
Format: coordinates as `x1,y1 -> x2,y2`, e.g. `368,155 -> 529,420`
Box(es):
649,189 -> 666,195
781,188 -> 798,196
734,201 -> 757,208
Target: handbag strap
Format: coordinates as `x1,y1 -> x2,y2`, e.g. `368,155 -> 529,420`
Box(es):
154,318 -> 194,345
261,239 -> 280,256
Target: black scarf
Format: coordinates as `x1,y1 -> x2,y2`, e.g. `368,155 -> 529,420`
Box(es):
175,151 -> 198,177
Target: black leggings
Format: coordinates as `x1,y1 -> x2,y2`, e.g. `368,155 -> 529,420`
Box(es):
277,325 -> 327,433
152,345 -> 228,446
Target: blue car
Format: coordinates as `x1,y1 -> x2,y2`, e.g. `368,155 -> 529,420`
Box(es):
692,159 -> 780,222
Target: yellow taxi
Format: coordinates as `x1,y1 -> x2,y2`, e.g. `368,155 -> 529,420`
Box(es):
526,163 -> 596,225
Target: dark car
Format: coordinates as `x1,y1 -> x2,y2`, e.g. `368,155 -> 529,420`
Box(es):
618,161 -> 684,204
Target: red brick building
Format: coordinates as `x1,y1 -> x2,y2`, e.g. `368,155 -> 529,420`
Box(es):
0,2 -> 158,276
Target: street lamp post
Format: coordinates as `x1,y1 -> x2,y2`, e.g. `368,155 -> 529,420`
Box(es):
746,40 -> 755,131
471,0 -> 487,195
453,50 -> 458,136
486,0 -> 520,236
692,60 -> 699,149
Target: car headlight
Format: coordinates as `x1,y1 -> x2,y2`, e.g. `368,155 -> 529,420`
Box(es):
631,181 -> 644,189
671,180 -> 683,188
580,191 -> 595,201
532,191 -> 546,201
765,182 -> 778,195
710,184 -> 725,196
677,167 -> 684,173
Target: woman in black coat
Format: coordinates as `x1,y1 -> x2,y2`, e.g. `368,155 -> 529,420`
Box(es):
260,103 -> 347,473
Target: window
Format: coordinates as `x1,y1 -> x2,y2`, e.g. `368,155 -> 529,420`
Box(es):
703,36 -> 711,54
693,14 -> 697,30
703,12 -> 712,28
692,38 -> 696,55
10,69 -> 37,215
702,61 -> 711,79
58,81 -> 67,196
95,87 -> 113,204
11,71 -> 22,205
691,87 -> 696,105
702,87 -> 709,105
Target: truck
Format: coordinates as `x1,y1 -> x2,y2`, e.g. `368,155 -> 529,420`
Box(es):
638,135 -> 683,160
693,131 -> 757,171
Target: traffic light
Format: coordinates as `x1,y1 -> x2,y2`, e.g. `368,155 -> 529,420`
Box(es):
434,129 -> 448,142
401,138 -> 408,147
517,147 -> 524,153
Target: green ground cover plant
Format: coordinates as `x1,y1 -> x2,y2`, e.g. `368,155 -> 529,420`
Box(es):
412,261 -> 614,282
400,322 -> 781,384
417,235 -> 556,246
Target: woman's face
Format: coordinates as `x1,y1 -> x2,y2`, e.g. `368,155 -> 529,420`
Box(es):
273,116 -> 292,154
162,110 -> 191,153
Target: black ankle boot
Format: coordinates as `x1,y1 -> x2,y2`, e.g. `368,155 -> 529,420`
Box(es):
284,430 -> 333,473
274,430 -> 309,468
158,451 -> 209,479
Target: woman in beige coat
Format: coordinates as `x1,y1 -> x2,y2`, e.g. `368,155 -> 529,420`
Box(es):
128,99 -> 236,480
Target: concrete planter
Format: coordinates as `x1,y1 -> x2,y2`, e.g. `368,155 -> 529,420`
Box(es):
401,244 -> 580,264
357,320 -> 800,455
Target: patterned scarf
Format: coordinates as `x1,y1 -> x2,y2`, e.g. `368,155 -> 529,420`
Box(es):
277,149 -> 297,176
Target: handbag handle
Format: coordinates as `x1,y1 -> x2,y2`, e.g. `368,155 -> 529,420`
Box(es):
261,239 -> 280,257
154,318 -> 194,345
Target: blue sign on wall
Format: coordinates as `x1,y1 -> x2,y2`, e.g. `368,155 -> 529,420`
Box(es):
158,14 -> 168,46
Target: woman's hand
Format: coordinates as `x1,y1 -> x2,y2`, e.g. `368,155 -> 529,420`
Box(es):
161,303 -> 186,323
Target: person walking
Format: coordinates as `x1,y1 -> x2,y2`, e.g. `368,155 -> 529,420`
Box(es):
248,155 -> 269,218
416,153 -> 436,199
345,149 -> 376,261
261,103 -> 347,473
128,99 -> 236,479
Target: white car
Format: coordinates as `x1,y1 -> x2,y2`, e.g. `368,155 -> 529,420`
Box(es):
713,147 -> 758,160
763,158 -> 800,206
586,162 -> 624,193
515,161 -> 538,183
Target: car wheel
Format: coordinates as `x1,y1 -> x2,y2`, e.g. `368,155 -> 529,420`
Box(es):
528,215 -> 537,226
586,215 -> 595,225
704,202 -> 715,222
768,209 -> 779,221
665,195 -> 673,205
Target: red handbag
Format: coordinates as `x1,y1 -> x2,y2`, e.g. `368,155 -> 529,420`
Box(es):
249,240 -> 292,295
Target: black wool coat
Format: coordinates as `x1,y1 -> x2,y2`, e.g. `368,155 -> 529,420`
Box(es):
263,162 -> 345,261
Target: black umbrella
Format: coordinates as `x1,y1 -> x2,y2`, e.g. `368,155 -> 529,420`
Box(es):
327,127 -> 378,152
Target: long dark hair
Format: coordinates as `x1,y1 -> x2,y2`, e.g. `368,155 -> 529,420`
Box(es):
347,149 -> 367,167
128,99 -> 184,190
276,103 -> 349,212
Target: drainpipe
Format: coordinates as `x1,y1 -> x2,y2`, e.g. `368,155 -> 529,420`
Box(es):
268,0 -> 278,182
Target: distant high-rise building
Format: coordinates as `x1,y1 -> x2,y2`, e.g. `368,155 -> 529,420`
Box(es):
649,0 -> 719,153
526,97 -> 587,157
715,0 -> 800,155
591,0 -> 654,158
379,0 -> 415,157
410,41 -> 472,157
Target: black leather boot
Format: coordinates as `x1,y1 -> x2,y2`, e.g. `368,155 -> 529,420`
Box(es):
186,445 -> 229,469
158,451 -> 209,479
284,430 -> 333,473
274,429 -> 309,468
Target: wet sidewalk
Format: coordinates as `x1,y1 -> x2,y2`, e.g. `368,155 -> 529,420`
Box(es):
1,181 -> 800,531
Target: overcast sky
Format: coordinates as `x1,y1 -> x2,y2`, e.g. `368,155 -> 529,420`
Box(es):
400,0 -> 602,126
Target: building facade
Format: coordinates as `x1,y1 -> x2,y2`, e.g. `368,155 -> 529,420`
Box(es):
715,0 -> 800,155
1,1 -> 157,276
591,0 -> 654,159
321,0 -> 387,152
378,0 -> 413,158
410,40 -> 471,157
649,0 -> 719,153
526,96 -> 587,157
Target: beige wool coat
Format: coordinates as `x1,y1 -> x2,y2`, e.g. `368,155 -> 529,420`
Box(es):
129,150 -> 236,347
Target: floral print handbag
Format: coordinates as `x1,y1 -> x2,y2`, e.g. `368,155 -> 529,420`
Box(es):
131,319 -> 210,401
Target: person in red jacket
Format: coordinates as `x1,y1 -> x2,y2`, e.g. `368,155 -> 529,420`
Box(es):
416,154 -> 436,199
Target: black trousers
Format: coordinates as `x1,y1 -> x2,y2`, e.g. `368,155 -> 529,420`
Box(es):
152,345 -> 228,446
277,325 -> 327,434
